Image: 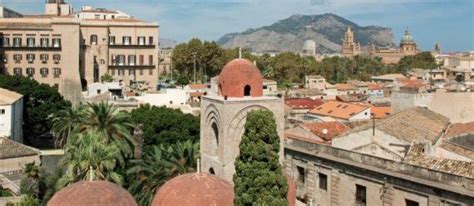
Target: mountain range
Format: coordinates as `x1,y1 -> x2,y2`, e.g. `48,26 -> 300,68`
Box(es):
217,13 -> 395,54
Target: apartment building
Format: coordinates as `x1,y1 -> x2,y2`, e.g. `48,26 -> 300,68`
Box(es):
0,1 -> 159,103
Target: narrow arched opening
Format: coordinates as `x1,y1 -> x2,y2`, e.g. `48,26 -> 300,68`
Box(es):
244,85 -> 251,96
209,167 -> 215,175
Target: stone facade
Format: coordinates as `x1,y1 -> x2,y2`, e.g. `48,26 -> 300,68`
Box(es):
341,27 -> 360,57
285,138 -> 474,206
200,95 -> 284,183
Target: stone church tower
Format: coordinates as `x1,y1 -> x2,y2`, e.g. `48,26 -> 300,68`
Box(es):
341,27 -> 361,56
200,58 -> 284,183
399,29 -> 418,55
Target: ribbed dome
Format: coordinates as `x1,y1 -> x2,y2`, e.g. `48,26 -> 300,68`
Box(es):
151,173 -> 234,206
48,181 -> 137,206
401,30 -> 414,43
218,58 -> 263,98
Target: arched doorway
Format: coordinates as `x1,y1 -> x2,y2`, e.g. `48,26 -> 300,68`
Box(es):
244,85 -> 251,96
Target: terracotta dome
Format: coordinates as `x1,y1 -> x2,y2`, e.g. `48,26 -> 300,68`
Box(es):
48,180 -> 137,206
218,58 -> 263,98
151,173 -> 234,206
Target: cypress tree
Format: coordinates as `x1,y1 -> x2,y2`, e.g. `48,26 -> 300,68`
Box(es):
233,110 -> 288,205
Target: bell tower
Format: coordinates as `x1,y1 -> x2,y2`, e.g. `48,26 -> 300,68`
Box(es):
200,58 -> 284,183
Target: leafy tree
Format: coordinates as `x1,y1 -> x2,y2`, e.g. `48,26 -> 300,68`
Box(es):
0,75 -> 71,147
176,75 -> 190,88
19,163 -> 40,197
7,195 -> 40,206
396,52 -> 438,72
233,110 -> 288,205
100,73 -> 113,83
127,140 -> 199,205
50,106 -> 85,147
130,105 -> 199,147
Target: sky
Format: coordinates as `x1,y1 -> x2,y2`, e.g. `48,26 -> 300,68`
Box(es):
1,0 -> 473,51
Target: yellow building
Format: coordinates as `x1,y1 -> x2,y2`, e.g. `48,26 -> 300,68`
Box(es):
0,0 -> 159,103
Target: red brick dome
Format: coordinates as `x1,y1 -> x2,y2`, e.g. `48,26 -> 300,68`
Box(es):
48,180 -> 137,206
218,58 -> 263,98
151,173 -> 234,206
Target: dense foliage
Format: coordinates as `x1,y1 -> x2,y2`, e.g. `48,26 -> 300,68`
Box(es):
0,75 -> 71,146
51,102 -> 135,188
127,140 -> 199,205
233,110 -> 288,205
130,105 -> 200,147
172,39 -> 439,86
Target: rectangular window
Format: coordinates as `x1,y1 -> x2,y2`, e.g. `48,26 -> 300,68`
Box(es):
296,166 -> 305,187
149,68 -> 153,75
52,38 -> 61,48
123,36 -> 131,45
139,69 -> 143,75
40,54 -> 48,63
13,37 -> 21,47
40,68 -> 48,77
148,36 -> 153,45
405,199 -> 419,206
27,37 -> 35,47
94,14 -> 101,19
139,55 -> 144,65
3,37 -> 9,47
128,55 -> 136,66
109,36 -> 115,45
118,55 -> 125,66
111,69 -> 115,75
149,55 -> 153,65
26,54 -> 35,63
26,67 -> 35,76
0,54 -> 6,63
53,54 -> 61,63
319,173 -> 328,191
0,109 -> 5,115
13,54 -> 22,62
53,68 -> 61,78
355,185 -> 367,206
91,35 -> 98,45
13,68 -> 22,76
40,38 -> 49,47
137,36 -> 145,45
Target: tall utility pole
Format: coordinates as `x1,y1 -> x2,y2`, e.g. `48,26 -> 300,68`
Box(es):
192,52 -> 197,83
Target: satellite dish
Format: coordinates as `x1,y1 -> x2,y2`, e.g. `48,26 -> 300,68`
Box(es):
322,128 -> 328,135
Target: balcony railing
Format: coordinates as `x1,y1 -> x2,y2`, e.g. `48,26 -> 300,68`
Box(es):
108,43 -> 155,48
108,64 -> 155,68
1,45 -> 61,51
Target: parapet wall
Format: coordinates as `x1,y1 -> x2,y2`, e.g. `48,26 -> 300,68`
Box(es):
392,91 -> 474,123
285,138 -> 474,197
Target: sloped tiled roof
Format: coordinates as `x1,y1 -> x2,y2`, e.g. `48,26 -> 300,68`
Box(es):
376,107 -> 449,144
309,101 -> 369,120
0,88 -> 23,105
341,107 -> 449,144
187,84 -> 207,90
370,106 -> 391,119
302,122 -> 350,141
285,98 -> 323,110
404,142 -> 473,178
335,83 -> 357,91
445,122 -> 474,139
0,137 -> 39,159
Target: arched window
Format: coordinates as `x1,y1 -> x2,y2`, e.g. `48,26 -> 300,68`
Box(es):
244,85 -> 251,96
212,122 -> 219,146
209,167 -> 215,175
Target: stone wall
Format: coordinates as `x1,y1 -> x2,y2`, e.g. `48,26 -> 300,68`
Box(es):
392,91 -> 474,123
285,138 -> 474,205
0,155 -> 40,174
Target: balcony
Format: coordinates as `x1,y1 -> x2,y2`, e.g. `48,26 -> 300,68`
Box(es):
1,45 -> 61,51
108,64 -> 156,68
108,43 -> 155,49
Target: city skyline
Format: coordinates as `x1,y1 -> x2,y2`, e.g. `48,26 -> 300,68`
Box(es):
2,0 -> 473,52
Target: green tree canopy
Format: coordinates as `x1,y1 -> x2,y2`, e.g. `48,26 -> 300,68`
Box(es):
0,75 -> 71,147
130,105 -> 200,147
233,110 -> 288,206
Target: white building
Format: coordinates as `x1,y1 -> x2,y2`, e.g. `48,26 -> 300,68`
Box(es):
0,88 -> 23,143
75,6 -> 131,20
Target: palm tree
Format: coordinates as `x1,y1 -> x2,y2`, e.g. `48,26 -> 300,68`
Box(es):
51,105 -> 85,147
127,140 -> 199,206
57,132 -> 124,188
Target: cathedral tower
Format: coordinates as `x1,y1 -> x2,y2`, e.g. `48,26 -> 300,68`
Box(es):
399,29 -> 418,55
200,58 -> 284,183
341,27 -> 361,56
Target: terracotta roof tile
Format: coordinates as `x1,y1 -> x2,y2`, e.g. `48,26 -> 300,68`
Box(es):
187,83 -> 207,90
370,106 -> 391,119
302,122 -> 350,141
445,122 -> 474,139
284,98 -> 323,110
368,84 -> 383,90
309,101 -> 369,120
335,83 -> 357,91
404,142 -> 473,178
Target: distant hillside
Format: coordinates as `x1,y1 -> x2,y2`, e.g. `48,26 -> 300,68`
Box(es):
217,13 -> 395,54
